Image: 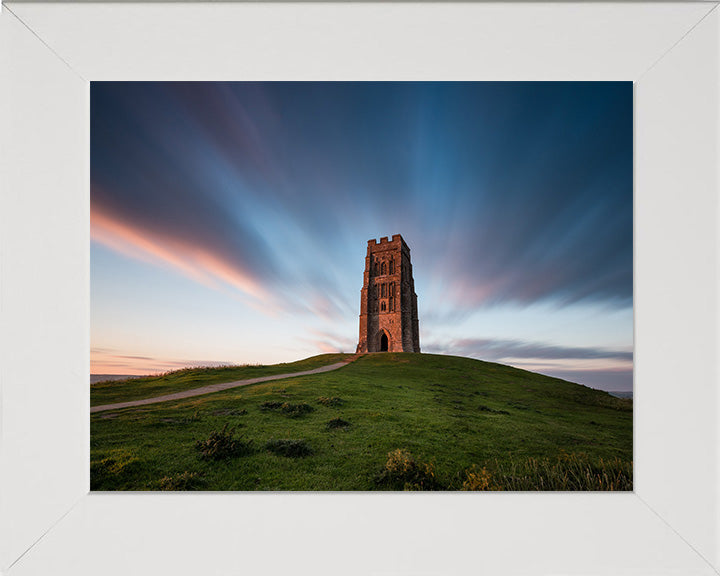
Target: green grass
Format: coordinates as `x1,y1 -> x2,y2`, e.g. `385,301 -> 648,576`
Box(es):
91,353 -> 351,406
90,353 -> 632,491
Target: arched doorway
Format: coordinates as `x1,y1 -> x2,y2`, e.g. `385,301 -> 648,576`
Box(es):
380,332 -> 389,352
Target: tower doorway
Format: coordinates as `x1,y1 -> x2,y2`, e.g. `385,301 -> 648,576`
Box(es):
380,332 -> 389,352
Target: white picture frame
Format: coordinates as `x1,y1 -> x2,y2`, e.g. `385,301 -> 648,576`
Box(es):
1,2 -> 718,575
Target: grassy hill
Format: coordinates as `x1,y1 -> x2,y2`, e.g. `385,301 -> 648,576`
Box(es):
90,353 -> 632,491
91,354 -> 350,406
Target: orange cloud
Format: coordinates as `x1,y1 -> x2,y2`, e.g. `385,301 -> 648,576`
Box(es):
91,203 -> 269,301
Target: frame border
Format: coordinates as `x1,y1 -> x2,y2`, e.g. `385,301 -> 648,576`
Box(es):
1,3 -> 718,575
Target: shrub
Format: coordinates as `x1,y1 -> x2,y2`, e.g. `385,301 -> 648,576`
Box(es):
159,471 -> 205,491
195,424 -> 254,460
461,466 -> 497,491
261,401 -> 315,418
90,450 -> 140,490
326,417 -> 351,430
317,396 -> 344,407
265,439 -> 313,458
376,449 -> 441,491
282,403 -> 315,417
260,401 -> 285,411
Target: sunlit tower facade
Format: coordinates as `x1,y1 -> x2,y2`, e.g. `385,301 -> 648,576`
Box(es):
357,234 -> 420,353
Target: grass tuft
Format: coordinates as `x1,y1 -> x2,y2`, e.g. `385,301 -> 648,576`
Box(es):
265,439 -> 313,458
461,466 -> 497,491
326,417 -> 351,430
90,449 -> 141,490
477,404 -> 510,415
159,471 -> 205,491
261,401 -> 315,418
375,449 -> 442,491
195,424 -> 254,460
488,453 -> 632,491
212,408 -> 248,416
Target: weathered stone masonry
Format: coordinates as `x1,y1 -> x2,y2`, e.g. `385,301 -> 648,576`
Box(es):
356,234 -> 420,353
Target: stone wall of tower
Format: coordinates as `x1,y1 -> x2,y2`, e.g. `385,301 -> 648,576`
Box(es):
357,234 -> 420,353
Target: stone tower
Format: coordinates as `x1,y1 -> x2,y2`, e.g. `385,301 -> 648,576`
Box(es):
357,234 -> 420,353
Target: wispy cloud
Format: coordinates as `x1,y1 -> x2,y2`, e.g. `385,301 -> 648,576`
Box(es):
91,347 -> 234,375
91,201 -> 272,301
300,329 -> 357,354
423,337 -> 632,363
423,337 -> 633,367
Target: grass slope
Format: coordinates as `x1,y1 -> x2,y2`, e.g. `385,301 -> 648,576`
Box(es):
91,353 -> 350,406
91,353 -> 632,491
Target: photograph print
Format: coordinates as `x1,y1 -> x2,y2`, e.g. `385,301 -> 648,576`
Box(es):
90,81 -> 632,491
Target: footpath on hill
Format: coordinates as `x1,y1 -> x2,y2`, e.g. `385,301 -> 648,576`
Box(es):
91,356 -> 359,414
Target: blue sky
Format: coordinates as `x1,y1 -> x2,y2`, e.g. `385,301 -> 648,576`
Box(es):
91,81 -> 633,391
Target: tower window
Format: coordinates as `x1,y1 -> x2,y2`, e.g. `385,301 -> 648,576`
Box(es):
389,259 -> 395,274
381,262 -> 387,275
381,301 -> 386,312
381,283 -> 387,298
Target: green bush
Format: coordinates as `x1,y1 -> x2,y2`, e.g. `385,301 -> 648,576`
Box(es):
90,449 -> 141,490
195,424 -> 254,460
282,403 -> 314,418
261,401 -> 315,418
265,439 -> 313,458
260,401 -> 284,411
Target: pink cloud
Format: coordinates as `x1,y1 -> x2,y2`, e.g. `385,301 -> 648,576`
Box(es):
91,347 -> 234,376
91,202 -> 269,302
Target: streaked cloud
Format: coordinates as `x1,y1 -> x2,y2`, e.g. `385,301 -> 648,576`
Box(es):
301,329 -> 358,355
90,347 -> 234,375
92,201 -> 271,301
423,337 -> 632,363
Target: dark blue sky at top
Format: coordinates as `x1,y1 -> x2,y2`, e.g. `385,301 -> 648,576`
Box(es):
91,82 -> 632,387
92,81 -> 632,314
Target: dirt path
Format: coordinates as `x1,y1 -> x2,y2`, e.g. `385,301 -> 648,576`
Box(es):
91,357 -> 359,414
